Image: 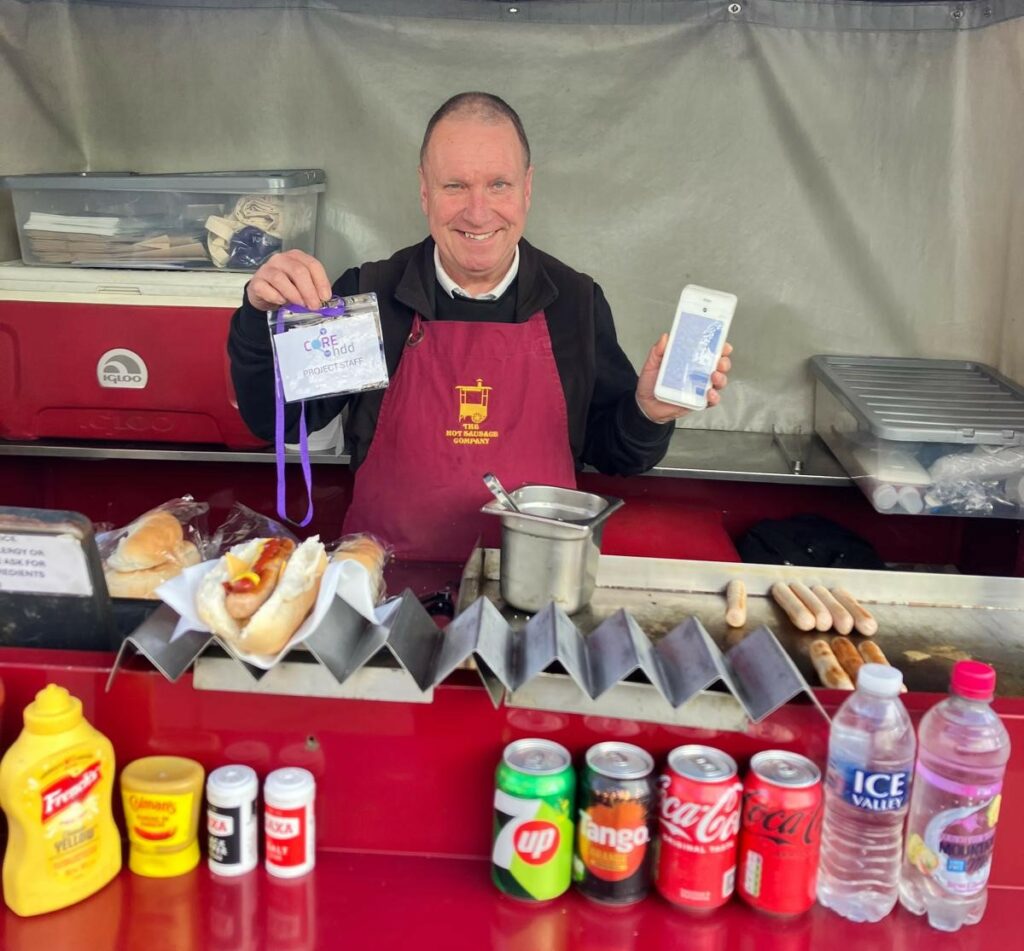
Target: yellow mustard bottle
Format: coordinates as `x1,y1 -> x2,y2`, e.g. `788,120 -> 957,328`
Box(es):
120,756 -> 204,877
0,683 -> 121,916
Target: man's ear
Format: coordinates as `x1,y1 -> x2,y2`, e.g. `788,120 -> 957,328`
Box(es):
524,165 -> 534,212
418,166 -> 429,217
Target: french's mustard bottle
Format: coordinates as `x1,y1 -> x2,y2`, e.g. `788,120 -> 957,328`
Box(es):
0,683 -> 121,916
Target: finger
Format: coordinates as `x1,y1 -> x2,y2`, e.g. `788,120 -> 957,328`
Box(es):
706,388 -> 720,407
286,265 -> 325,311
270,274 -> 307,308
248,279 -> 286,310
722,341 -> 733,356
711,371 -> 729,390
292,251 -> 333,302
717,355 -> 732,374
314,266 -> 334,303
641,334 -> 668,373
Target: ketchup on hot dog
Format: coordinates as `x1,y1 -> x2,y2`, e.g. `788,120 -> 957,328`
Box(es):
222,539 -> 293,595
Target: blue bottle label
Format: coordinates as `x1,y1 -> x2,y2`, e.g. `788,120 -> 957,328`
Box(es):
829,762 -> 911,811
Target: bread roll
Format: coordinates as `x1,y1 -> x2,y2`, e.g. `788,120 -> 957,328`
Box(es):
333,535 -> 387,601
197,537 -> 328,656
809,638 -> 855,690
104,541 -> 200,599
106,511 -> 184,572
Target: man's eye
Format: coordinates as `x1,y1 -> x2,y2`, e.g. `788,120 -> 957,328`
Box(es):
444,183 -> 464,191
492,181 -> 509,191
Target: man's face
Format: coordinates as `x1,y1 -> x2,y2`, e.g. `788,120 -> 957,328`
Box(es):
419,115 -> 533,295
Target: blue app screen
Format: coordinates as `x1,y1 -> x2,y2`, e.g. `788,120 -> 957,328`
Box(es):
661,312 -> 723,397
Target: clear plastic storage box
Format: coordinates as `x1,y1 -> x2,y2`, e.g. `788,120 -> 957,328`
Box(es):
811,356 -> 1024,518
0,169 -> 325,271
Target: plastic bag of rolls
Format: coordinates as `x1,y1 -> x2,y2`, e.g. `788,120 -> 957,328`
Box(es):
98,497 -> 209,599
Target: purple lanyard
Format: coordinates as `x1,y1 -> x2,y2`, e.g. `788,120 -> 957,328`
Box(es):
272,301 -> 347,526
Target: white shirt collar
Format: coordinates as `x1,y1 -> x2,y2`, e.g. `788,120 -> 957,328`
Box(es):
434,245 -> 519,301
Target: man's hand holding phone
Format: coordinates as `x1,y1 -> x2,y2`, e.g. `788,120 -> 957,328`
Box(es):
637,337 -> 732,423
637,284 -> 737,423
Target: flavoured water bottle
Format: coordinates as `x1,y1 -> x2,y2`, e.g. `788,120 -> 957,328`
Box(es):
816,664 -> 916,922
899,661 -> 1010,931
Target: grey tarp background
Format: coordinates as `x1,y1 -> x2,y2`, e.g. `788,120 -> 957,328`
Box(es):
1,0 -> 1022,436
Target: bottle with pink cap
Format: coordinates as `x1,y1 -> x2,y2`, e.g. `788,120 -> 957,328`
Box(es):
898,660 -> 1011,931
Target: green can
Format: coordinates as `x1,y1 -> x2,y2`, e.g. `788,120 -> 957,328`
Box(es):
491,738 -> 575,901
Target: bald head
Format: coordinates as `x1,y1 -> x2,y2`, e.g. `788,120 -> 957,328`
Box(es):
420,92 -> 531,170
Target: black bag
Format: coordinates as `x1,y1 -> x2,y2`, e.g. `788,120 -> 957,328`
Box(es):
737,514 -> 886,570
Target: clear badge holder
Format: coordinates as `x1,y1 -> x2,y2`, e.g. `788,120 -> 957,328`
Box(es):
269,294 -> 389,526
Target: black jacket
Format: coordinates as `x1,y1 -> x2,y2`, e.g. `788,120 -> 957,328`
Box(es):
227,237 -> 672,475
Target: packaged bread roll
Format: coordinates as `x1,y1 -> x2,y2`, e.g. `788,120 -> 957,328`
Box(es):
103,511 -> 201,599
332,534 -> 389,603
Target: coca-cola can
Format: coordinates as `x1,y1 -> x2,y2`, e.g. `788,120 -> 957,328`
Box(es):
573,742 -> 655,905
738,750 -> 822,917
655,745 -> 742,913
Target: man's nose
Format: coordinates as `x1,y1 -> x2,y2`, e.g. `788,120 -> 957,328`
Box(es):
462,186 -> 490,222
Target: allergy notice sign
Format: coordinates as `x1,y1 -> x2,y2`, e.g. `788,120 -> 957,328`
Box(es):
0,533 -> 93,596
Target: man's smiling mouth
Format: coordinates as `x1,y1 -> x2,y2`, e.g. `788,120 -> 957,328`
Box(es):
461,231 -> 496,241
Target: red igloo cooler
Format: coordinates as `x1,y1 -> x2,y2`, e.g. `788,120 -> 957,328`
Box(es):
0,261 -> 266,447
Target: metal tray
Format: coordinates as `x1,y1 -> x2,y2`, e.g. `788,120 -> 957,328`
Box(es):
810,356 -> 1024,445
460,553 -> 1024,698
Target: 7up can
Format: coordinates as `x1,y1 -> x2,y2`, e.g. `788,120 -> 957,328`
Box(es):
492,738 -> 575,901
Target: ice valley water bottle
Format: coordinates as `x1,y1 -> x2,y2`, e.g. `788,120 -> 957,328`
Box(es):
817,664 -> 916,922
898,661 -> 1010,932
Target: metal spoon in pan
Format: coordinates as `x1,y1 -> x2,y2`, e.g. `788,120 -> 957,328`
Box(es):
482,472 -> 521,514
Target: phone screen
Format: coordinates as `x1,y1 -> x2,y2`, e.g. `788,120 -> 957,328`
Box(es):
661,311 -> 724,397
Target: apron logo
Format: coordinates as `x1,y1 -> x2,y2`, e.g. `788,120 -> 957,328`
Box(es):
447,378 -> 500,446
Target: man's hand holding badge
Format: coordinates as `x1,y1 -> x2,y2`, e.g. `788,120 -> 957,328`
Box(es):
269,294 -> 390,404
268,292 -> 389,526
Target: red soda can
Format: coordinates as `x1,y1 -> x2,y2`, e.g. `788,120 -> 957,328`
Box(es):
655,745 -> 742,912
738,750 -> 822,916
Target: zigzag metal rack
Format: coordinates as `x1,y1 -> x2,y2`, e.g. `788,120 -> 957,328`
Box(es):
109,585 -> 824,724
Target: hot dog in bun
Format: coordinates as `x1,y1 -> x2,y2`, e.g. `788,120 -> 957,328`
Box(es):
197,536 -> 328,656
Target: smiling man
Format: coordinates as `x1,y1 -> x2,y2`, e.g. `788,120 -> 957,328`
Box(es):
228,92 -> 731,559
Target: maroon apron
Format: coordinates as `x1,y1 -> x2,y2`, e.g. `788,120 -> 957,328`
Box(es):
342,311 -> 577,560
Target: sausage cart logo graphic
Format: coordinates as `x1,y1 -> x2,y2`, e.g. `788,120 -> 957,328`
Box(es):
97,348 -> 149,389
446,378 -> 500,447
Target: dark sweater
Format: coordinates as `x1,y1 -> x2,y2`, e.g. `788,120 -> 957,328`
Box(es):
227,237 -> 672,475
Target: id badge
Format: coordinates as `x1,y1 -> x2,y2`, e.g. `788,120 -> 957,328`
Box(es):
270,293 -> 389,403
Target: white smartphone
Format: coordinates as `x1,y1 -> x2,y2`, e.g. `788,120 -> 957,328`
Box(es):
653,284 -> 737,410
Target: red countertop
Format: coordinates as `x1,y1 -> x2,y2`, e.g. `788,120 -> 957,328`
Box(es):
1,851 -> 1018,951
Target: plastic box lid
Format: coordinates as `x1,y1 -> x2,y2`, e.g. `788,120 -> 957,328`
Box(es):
0,169 -> 325,193
810,355 -> 1024,446
0,260 -> 247,306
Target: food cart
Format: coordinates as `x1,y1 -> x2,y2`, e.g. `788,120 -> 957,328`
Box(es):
1,0 -> 1022,947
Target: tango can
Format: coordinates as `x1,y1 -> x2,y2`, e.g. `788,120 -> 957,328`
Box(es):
492,738 -> 575,902
655,745 -> 742,913
738,750 -> 823,916
573,741 -> 655,905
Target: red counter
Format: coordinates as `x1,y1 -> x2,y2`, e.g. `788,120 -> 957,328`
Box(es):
0,648 -> 1020,950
